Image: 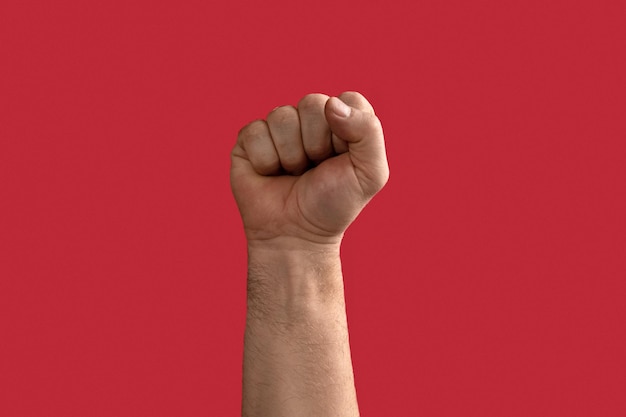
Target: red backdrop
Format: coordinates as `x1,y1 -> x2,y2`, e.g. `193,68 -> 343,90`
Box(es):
1,0 -> 625,415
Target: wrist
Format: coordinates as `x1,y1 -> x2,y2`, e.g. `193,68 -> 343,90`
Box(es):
246,232 -> 344,252
246,238 -> 345,327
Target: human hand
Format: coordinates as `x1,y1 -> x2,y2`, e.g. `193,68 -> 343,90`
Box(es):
230,91 -> 389,247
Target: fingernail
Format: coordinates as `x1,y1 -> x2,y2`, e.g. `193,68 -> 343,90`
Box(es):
331,97 -> 351,118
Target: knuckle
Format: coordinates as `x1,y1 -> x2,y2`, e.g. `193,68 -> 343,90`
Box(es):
267,105 -> 297,124
297,93 -> 329,112
364,113 -> 383,132
338,91 -> 364,101
241,133 -> 255,150
238,119 -> 266,143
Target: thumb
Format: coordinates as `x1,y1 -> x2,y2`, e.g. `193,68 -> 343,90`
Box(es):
324,96 -> 390,197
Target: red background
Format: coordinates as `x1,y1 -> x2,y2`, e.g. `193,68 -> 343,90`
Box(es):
1,0 -> 625,415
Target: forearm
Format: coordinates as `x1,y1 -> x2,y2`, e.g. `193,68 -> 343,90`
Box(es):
233,91 -> 387,416
242,240 -> 359,417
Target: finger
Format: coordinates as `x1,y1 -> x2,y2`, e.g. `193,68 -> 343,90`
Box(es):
337,91 -> 376,114
236,120 -> 281,176
324,96 -> 389,197
266,105 -> 308,175
330,91 -> 376,154
331,133 -> 349,155
297,93 -> 334,164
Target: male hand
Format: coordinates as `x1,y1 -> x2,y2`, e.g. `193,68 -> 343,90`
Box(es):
230,91 -> 389,247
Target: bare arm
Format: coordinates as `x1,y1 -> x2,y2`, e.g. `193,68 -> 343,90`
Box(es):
231,92 -> 389,416
243,242 -> 357,416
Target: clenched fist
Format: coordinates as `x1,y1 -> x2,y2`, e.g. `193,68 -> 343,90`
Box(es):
230,91 -> 389,247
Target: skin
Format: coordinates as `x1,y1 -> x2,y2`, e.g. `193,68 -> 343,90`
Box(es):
230,91 -> 389,417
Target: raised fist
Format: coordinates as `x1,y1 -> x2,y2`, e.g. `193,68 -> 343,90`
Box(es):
230,91 -> 389,247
